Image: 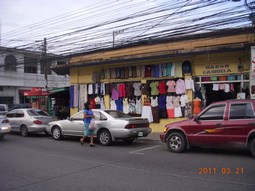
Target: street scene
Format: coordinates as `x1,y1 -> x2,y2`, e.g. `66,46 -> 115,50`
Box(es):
0,133 -> 255,191
1,0 -> 255,191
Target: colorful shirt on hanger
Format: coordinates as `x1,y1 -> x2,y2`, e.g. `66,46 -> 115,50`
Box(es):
145,65 -> 152,77
118,83 -> 126,97
111,88 -> 119,100
175,79 -> 186,94
185,78 -> 195,91
150,81 -> 159,96
159,81 -> 167,94
133,82 -> 142,96
166,80 -> 176,93
166,63 -> 172,76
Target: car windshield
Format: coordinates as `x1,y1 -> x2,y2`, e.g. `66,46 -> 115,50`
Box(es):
105,110 -> 131,118
27,109 -> 41,116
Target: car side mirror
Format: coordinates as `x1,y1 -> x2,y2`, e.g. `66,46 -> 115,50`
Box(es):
194,115 -> 199,123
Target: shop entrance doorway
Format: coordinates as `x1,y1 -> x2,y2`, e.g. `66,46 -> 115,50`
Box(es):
203,83 -> 240,106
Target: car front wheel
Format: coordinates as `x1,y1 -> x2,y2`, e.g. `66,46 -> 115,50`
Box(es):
52,126 -> 63,140
250,139 -> 255,157
20,125 -> 29,137
98,129 -> 112,146
166,132 -> 186,153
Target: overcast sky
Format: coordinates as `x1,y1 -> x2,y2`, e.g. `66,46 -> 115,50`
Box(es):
0,0 -> 251,55
0,0 -> 103,33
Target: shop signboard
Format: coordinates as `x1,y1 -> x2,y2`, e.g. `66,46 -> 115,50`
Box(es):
250,46 -> 255,99
194,63 -> 238,76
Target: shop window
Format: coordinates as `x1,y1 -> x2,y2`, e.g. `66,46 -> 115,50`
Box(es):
5,55 -> 17,71
24,56 -> 38,73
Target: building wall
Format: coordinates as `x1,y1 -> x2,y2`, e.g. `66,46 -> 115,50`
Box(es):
0,51 -> 70,105
68,32 -> 253,132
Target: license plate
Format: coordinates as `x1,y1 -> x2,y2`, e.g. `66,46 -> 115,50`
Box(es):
138,132 -> 143,137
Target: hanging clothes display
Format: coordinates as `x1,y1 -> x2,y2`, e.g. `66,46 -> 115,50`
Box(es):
173,96 -> 182,117
193,98 -> 202,114
175,79 -> 186,95
151,96 -> 159,123
158,81 -> 167,95
166,80 -> 176,93
110,99 -> 117,110
116,98 -> 123,112
111,87 -> 119,100
129,98 -> 136,114
185,78 -> 195,91
135,97 -> 142,115
118,83 -> 126,98
100,98 -> 105,109
141,97 -> 153,123
166,95 -> 174,118
133,82 -> 142,96
123,98 -> 129,114
180,94 -> 189,117
150,81 -> 159,96
158,95 -> 167,119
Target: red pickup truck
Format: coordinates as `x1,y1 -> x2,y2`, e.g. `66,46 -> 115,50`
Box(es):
160,99 -> 255,157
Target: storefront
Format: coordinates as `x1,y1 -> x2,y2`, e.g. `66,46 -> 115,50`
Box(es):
48,87 -> 70,119
58,27 -> 254,132
21,88 -> 49,111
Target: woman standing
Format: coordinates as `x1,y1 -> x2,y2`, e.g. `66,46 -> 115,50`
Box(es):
80,101 -> 95,147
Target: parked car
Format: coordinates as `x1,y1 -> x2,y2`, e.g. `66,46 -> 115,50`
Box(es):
160,99 -> 255,157
0,104 -> 8,116
5,109 -> 56,136
0,116 -> 11,139
46,109 -> 152,145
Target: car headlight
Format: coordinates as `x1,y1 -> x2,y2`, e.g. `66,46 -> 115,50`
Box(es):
163,127 -> 168,133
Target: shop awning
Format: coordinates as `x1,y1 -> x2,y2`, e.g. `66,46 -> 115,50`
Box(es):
48,87 -> 69,94
20,88 -> 49,96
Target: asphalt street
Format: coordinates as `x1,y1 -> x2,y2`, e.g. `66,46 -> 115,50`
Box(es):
0,133 -> 254,191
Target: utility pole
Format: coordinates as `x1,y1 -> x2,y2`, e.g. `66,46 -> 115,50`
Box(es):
42,38 -> 48,89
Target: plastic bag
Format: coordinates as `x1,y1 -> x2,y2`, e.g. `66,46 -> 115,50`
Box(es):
89,119 -> 96,130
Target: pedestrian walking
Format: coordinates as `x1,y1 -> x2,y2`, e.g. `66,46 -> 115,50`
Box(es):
80,101 -> 95,147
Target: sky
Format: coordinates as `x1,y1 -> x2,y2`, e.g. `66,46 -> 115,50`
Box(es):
0,0 -> 103,33
0,0 -> 252,55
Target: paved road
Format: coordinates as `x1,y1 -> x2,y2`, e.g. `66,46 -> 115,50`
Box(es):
0,133 -> 254,191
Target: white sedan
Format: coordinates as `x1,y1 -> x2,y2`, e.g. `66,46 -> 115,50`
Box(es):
46,109 -> 152,145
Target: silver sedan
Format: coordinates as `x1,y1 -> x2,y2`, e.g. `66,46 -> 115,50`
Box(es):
46,109 -> 152,145
5,109 -> 56,136
0,116 -> 11,139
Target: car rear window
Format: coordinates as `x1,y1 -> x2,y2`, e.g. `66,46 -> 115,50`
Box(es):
27,110 -> 41,116
105,110 -> 131,118
0,106 -> 6,111
35,110 -> 49,116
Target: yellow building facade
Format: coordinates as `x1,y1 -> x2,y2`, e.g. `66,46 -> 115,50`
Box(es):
63,27 -> 255,132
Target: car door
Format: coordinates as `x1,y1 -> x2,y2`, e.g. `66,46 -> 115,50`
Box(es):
64,111 -> 84,136
225,102 -> 255,146
93,111 -> 108,130
188,104 -> 227,146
